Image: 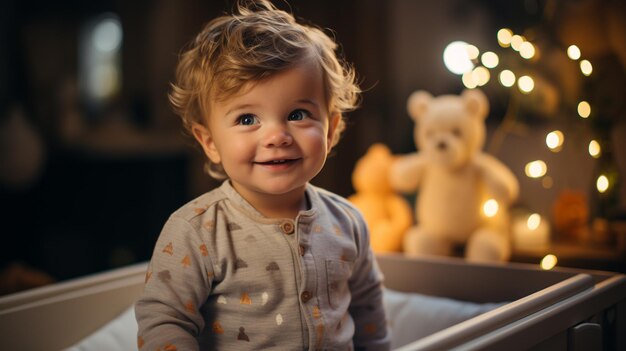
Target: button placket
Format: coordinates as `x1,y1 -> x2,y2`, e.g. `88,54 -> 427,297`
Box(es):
280,221 -> 295,235
300,290 -> 312,303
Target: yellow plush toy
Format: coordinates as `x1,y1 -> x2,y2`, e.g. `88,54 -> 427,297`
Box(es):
349,143 -> 413,252
390,89 -> 519,262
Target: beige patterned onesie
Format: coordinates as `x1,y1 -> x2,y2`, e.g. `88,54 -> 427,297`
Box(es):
135,180 -> 390,350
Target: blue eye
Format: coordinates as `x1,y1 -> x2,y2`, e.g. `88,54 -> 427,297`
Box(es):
237,114 -> 257,125
288,109 -> 309,121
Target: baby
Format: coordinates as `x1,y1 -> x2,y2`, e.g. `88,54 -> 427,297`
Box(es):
135,1 -> 390,350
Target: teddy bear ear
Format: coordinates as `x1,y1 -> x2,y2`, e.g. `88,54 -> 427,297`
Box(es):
368,143 -> 391,156
462,89 -> 489,120
407,90 -> 432,122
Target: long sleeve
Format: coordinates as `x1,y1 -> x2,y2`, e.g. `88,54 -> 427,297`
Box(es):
135,216 -> 214,351
348,214 -> 391,351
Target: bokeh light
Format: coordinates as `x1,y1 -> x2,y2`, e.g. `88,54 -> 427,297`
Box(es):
499,70 -> 516,87
483,199 -> 499,217
443,41 -> 475,75
577,101 -> 591,118
525,160 -> 547,178
519,41 -> 535,59
511,35 -> 524,51
580,60 -> 593,76
527,213 -> 541,230
497,28 -> 513,47
481,51 -> 499,68
597,175 -> 609,193
567,45 -> 581,60
546,130 -> 564,151
466,44 -> 480,60
588,140 -> 601,158
472,66 -> 490,86
541,254 -> 558,270
518,75 -> 534,93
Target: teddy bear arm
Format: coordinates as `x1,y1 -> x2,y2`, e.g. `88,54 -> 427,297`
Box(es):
389,154 -> 427,193
476,154 -> 519,204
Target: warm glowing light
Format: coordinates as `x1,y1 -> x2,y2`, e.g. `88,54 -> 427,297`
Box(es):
525,160 -> 547,178
519,41 -> 535,59
527,213 -> 541,230
499,70 -> 516,87
444,41 -> 475,75
578,101 -> 591,118
466,45 -> 480,60
589,140 -> 601,158
472,66 -> 490,86
462,71 -> 477,89
511,35 -> 524,51
481,51 -> 499,68
463,66 -> 490,88
483,199 -> 499,218
497,28 -> 513,47
546,130 -> 564,151
597,175 -> 609,193
580,60 -> 593,76
567,45 -> 581,60
518,75 -> 534,93
541,254 -> 558,270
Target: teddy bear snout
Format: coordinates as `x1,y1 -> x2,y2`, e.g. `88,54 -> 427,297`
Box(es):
437,141 -> 448,151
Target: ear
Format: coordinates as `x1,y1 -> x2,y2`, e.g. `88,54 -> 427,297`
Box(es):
191,123 -> 222,164
462,89 -> 489,120
326,112 -> 342,152
406,90 -> 432,122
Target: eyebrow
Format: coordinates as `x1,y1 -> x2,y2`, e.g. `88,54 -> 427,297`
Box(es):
226,100 -> 320,116
225,104 -> 257,116
297,99 -> 320,109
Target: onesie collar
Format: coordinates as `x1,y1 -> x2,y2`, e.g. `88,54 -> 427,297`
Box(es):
218,180 -> 319,224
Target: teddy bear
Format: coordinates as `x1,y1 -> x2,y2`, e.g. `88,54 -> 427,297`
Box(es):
390,89 -> 519,262
349,143 -> 413,252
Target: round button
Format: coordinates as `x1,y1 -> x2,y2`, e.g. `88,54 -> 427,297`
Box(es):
301,291 -> 312,303
280,221 -> 295,235
298,245 -> 305,256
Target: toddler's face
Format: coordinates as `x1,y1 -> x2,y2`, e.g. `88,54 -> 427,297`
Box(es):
194,59 -> 339,204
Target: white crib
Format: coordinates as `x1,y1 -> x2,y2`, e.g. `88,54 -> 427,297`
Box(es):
0,254 -> 624,350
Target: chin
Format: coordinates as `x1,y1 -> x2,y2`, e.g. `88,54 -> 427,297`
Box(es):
257,181 -> 306,196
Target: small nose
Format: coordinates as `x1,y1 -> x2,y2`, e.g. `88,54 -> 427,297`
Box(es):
437,141 -> 447,150
264,125 -> 293,147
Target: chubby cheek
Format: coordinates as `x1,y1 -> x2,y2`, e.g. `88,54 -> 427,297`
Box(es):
218,138 -> 254,166
303,128 -> 329,157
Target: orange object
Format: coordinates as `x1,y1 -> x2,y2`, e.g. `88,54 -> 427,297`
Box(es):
349,144 -> 413,252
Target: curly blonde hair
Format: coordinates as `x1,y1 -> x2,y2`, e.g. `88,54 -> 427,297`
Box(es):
169,0 -> 361,179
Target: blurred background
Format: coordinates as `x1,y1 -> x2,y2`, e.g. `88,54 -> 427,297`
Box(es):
1,0 -> 625,294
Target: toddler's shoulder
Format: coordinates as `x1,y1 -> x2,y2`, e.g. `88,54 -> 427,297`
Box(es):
311,185 -> 365,222
170,186 -> 228,223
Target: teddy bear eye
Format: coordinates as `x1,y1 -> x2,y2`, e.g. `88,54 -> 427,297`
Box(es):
452,128 -> 462,138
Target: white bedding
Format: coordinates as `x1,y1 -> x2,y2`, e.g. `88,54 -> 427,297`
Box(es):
65,289 -> 504,350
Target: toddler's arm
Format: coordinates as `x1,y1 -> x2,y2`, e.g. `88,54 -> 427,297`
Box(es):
135,216 -> 213,351
348,215 -> 391,350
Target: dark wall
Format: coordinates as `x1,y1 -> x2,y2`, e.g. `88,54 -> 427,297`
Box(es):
1,0 -> 625,291
0,0 -> 392,290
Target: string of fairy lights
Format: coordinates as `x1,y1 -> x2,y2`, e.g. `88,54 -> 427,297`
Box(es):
442,28 -> 612,270
443,28 -> 608,193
